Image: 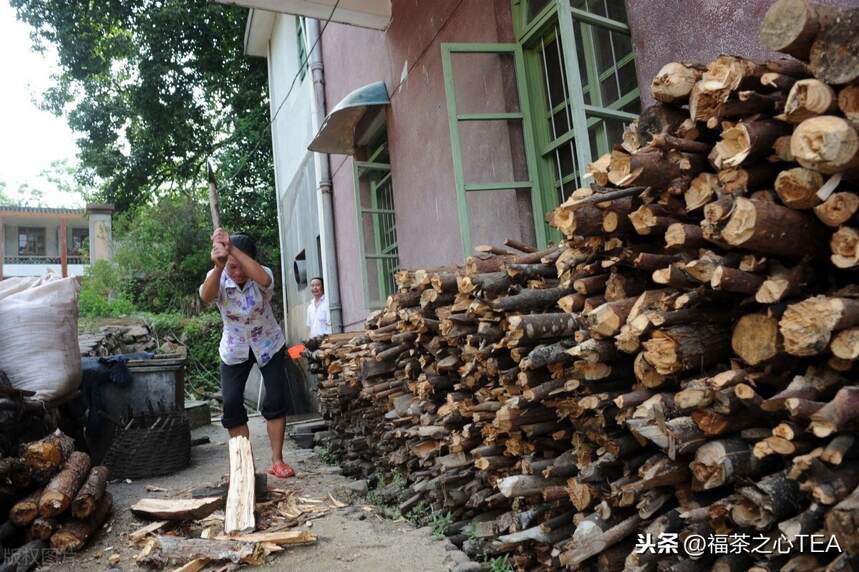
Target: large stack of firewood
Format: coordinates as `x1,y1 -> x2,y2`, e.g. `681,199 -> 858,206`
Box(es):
312,1 -> 859,570
0,373 -> 111,570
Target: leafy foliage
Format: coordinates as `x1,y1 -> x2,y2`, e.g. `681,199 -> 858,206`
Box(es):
113,194 -> 213,313
11,0 -> 281,298
78,260 -> 137,318
430,510 -> 453,539
140,311 -> 223,397
10,0 -> 273,209
489,555 -> 513,572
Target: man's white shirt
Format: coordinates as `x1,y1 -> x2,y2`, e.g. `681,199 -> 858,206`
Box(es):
306,295 -> 331,338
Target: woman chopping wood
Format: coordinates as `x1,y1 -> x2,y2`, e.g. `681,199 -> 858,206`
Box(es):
199,228 -> 295,479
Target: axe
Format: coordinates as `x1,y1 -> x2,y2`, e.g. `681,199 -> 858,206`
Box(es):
207,161 -> 221,231
207,162 -> 227,265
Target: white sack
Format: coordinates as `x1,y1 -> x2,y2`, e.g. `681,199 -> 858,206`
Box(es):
0,275 -> 81,401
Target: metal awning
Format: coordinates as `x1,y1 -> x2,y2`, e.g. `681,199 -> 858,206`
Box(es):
308,81 -> 389,155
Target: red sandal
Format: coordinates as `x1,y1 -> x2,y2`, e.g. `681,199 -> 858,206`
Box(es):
268,462 -> 296,479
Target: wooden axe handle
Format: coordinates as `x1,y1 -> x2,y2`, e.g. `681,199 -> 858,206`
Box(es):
207,162 -> 221,231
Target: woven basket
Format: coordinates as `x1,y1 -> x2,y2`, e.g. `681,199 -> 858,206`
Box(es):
102,411 -> 190,480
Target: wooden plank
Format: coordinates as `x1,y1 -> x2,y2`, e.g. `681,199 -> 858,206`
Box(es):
130,497 -> 222,521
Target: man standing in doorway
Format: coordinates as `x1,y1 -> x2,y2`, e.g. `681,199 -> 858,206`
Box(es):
306,277 -> 331,338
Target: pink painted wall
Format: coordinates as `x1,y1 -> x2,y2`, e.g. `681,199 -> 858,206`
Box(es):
322,0 -> 525,329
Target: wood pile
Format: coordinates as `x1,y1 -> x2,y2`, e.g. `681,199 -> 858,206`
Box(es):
311,1 -> 859,569
0,424 -> 112,567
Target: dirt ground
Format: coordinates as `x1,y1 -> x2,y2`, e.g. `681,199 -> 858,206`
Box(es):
40,415 -> 450,571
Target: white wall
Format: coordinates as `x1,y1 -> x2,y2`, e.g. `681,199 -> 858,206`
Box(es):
5,263 -> 86,277
266,13 -> 322,342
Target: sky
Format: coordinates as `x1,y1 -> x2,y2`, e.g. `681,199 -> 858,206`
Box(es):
0,0 -> 83,208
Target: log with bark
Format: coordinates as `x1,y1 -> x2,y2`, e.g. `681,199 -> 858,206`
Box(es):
38,451 -> 91,518
50,492 -> 113,553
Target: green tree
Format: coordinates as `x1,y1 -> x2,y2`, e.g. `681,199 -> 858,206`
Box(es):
0,182 -> 12,205
11,0 -> 279,280
113,194 -> 214,313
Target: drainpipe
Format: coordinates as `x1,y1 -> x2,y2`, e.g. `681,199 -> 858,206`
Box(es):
306,18 -> 343,332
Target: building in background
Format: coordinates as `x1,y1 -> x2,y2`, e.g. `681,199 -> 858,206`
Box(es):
227,0 -> 854,339
0,204 -> 114,279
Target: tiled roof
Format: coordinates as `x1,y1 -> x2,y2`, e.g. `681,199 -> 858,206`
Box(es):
0,205 -> 86,215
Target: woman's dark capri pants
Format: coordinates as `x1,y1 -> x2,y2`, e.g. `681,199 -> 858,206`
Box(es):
220,346 -> 289,429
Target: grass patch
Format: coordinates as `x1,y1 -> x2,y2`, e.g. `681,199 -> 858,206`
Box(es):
488,555 -> 513,572
317,447 -> 336,466
430,510 -> 453,539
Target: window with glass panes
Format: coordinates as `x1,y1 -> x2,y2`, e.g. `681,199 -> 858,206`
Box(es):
353,130 -> 400,309
18,227 -> 45,256
515,0 -> 639,210
296,16 -> 308,81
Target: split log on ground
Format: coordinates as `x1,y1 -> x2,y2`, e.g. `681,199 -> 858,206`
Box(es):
70,466 -> 108,519
130,497 -> 223,521
21,430 -> 74,482
641,323 -> 731,376
0,539 -> 49,572
815,192 -> 859,227
38,451 -> 91,518
719,197 -> 820,257
732,312 -> 783,366
774,168 -> 825,210
809,386 -> 859,438
142,536 -> 264,567
791,116 -> 859,175
759,0 -> 837,60
651,62 -> 704,104
712,120 -> 792,168
780,296 -> 859,356
809,8 -> 859,85
50,492 -> 112,553
128,520 -> 168,543
506,314 -> 580,345
215,530 -> 317,546
831,226 -> 859,269
784,79 -> 838,123
225,435 -> 255,534
9,488 -> 41,526
825,485 -> 859,554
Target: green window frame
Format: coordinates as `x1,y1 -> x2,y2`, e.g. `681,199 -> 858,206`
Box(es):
441,43 -> 548,257
353,131 -> 400,310
296,16 -> 308,81
516,0 -> 640,213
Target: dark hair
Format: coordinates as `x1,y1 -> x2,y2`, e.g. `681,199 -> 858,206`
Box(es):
310,276 -> 324,287
230,233 -> 257,259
